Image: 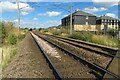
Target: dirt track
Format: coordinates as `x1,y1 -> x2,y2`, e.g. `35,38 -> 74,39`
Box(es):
3,33 -> 54,78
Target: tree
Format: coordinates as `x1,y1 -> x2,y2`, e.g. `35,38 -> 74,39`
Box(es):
108,29 -> 118,37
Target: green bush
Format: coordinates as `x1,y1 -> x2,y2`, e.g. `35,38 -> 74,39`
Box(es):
108,29 -> 118,37
61,29 -> 69,34
8,34 -> 17,45
68,31 -> 118,48
91,35 -> 118,47
43,29 -> 48,33
18,34 -> 26,41
52,30 -> 61,35
68,31 -> 92,41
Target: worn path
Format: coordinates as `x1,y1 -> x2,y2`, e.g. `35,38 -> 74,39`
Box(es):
3,33 -> 54,78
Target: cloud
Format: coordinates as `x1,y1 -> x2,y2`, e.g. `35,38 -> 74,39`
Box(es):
14,19 -> 18,22
2,0 -> 92,2
0,1 -> 34,15
13,19 -> 60,28
84,7 -> 107,13
43,20 -> 60,27
63,14 -> 68,17
21,12 -> 29,15
92,0 -> 119,7
38,11 -> 61,17
33,17 -> 38,20
105,13 -> 118,18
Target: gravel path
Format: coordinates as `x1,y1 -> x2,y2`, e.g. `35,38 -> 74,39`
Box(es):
31,32 -> 61,60
3,33 -> 54,78
33,33 -> 96,78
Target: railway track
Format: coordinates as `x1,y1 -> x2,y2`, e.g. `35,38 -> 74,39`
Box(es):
41,33 -> 119,67
38,33 -> 119,69
41,33 -> 119,72
30,32 -> 63,79
31,32 -> 96,79
31,32 -> 120,80
44,34 -> 118,58
35,32 -> 113,68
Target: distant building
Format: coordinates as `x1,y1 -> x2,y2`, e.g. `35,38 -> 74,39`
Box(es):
96,15 -> 120,31
61,10 -> 97,31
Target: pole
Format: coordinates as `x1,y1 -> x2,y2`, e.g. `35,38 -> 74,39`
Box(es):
70,5 -> 72,35
16,0 -> 20,35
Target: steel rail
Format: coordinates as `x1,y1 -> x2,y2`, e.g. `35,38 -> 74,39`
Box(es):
45,33 -> 119,77
43,34 -> 119,58
34,32 -> 120,80
45,34 -> 118,54
49,35 -> 115,58
30,32 -> 64,80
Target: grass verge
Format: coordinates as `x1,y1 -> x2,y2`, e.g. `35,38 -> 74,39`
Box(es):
1,45 -> 17,70
1,34 -> 26,70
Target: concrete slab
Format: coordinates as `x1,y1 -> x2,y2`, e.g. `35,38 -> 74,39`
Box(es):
104,51 -> 120,78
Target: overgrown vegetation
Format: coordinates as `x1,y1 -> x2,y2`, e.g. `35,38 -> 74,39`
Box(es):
2,45 -> 17,69
91,35 -> 118,47
107,29 -> 118,37
70,31 -> 118,48
0,22 -> 2,47
68,31 -> 92,42
39,26 -> 118,48
8,34 -> 17,45
0,21 -> 27,69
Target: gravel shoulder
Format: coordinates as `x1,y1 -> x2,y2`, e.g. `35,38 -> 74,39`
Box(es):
3,33 -> 54,78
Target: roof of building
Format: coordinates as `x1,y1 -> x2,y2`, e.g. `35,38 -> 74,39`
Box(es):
73,10 -> 96,16
97,15 -> 118,20
62,10 -> 96,19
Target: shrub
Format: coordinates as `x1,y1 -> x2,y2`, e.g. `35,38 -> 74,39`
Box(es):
18,34 -> 26,41
43,29 -> 48,33
8,34 -> 17,45
108,29 -> 118,37
61,29 -> 69,34
91,35 -> 118,47
68,31 -> 92,41
52,30 -> 61,35
2,46 -> 17,69
68,31 -> 118,47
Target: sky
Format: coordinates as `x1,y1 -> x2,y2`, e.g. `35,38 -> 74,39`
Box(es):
0,0 -> 120,28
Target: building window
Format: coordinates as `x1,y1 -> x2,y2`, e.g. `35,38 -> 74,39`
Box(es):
112,22 -> 114,25
109,23 -> 111,25
105,19 -> 107,22
86,16 -> 88,19
86,22 -> 88,25
102,19 -> 104,22
102,22 -> 103,25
